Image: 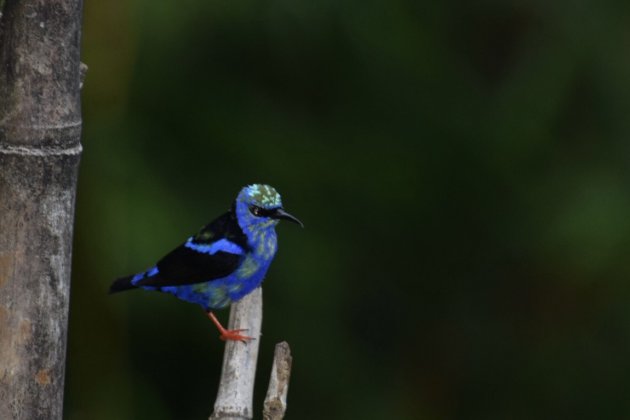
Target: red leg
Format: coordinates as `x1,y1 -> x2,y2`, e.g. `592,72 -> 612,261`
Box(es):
207,311 -> 253,342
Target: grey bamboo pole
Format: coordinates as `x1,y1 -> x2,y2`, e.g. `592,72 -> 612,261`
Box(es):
0,0 -> 83,418
263,342 -> 292,420
209,288 -> 293,420
210,287 -> 263,420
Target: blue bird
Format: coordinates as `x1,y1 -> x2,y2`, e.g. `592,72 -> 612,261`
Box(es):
110,184 -> 302,341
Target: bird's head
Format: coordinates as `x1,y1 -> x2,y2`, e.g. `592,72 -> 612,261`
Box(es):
234,184 -> 303,231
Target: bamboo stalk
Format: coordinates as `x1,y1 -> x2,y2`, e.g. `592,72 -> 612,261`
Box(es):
210,287 -> 263,420
0,0 -> 83,418
263,342 -> 292,420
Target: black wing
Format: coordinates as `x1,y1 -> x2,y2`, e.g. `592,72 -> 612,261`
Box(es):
135,209 -> 251,287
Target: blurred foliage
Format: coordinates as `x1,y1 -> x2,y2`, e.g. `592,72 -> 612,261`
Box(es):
66,0 -> 630,419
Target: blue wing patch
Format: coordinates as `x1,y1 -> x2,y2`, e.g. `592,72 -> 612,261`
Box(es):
184,237 -> 244,255
131,266 -> 159,285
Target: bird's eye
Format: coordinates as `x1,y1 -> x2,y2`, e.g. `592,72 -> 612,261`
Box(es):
250,206 -> 262,216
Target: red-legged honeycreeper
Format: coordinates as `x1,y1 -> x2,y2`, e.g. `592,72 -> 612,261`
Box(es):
110,184 -> 303,341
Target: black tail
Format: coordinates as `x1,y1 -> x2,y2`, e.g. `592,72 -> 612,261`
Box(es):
109,275 -> 137,294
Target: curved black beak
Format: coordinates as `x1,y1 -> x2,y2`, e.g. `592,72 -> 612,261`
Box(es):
272,208 -> 304,227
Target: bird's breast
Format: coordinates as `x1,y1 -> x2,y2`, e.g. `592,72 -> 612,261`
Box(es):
250,228 -> 277,260
227,230 -> 278,301
234,230 -> 277,281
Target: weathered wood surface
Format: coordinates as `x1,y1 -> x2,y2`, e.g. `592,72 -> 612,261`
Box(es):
263,341 -> 292,420
210,287 -> 263,420
0,0 -> 83,418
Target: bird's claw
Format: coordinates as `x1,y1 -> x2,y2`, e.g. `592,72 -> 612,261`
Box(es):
208,311 -> 254,342
219,328 -> 254,342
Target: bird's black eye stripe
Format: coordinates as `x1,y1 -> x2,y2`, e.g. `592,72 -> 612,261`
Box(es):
249,205 -> 276,217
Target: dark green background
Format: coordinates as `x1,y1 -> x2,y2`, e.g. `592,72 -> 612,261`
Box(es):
66,0 -> 630,418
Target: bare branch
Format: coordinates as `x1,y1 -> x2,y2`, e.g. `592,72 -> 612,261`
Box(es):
0,0 -> 82,418
210,287 -> 263,420
263,342 -> 293,420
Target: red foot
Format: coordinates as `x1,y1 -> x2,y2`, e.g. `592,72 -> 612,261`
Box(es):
219,328 -> 253,342
207,311 -> 253,343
